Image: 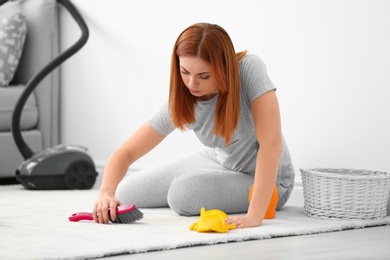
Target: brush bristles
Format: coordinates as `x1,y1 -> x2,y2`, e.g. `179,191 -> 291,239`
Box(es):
109,207 -> 143,224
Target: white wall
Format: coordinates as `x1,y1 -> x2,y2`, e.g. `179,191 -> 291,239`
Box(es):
59,0 -> 390,180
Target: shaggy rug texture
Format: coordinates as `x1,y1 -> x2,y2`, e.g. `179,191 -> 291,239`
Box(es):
1,184 -> 389,260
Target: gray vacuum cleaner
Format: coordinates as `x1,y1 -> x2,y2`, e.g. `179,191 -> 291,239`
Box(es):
6,0 -> 98,190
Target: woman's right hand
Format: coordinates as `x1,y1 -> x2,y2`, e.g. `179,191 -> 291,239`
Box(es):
92,191 -> 121,224
92,122 -> 165,224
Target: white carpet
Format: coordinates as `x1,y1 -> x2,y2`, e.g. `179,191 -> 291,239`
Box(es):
1,184 -> 390,260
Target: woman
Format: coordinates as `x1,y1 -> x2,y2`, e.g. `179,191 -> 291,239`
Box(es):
93,23 -> 295,228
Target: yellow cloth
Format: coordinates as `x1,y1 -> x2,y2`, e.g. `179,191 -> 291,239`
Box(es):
190,207 -> 236,233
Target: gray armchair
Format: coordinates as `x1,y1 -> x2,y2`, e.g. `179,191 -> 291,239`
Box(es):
0,0 -> 60,179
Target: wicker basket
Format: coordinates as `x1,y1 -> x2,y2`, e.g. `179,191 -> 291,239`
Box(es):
300,168 -> 390,220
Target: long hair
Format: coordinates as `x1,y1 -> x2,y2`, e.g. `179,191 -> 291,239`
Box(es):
169,23 -> 247,144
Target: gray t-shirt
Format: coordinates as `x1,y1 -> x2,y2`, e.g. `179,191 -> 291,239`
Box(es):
150,54 -> 287,174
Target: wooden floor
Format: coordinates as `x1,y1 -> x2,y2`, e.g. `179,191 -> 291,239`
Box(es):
103,225 -> 390,259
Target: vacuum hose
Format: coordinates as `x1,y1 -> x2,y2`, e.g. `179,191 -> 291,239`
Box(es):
10,0 -> 89,159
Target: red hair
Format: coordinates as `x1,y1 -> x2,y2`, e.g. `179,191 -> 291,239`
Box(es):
169,23 -> 246,144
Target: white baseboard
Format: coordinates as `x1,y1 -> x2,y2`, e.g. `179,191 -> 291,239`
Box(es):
286,180 -> 304,207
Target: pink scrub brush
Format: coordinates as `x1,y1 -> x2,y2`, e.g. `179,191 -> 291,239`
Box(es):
69,204 -> 143,224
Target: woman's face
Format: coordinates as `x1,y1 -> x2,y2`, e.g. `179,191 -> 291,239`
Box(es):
179,56 -> 219,101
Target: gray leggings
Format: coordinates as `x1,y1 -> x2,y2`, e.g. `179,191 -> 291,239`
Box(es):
116,147 -> 294,216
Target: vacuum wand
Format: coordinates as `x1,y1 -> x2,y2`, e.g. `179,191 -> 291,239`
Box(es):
11,0 -> 89,160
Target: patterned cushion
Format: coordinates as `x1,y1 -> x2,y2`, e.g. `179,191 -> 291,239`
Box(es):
0,11 -> 27,86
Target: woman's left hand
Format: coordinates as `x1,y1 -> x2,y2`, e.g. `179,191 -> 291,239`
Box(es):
226,214 -> 262,229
